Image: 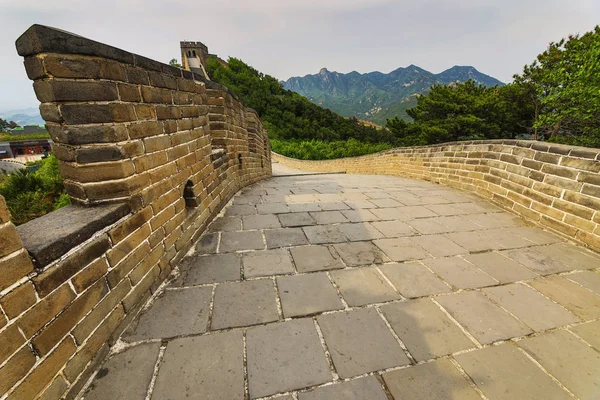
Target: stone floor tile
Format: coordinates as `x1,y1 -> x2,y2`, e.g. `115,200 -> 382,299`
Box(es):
124,287 -> 212,340
333,241 -> 387,266
570,320 -> 600,350
455,202 -> 492,214
389,193 -> 424,206
444,231 -> 503,252
261,194 -> 287,203
303,225 -> 347,244
535,243 -> 600,270
195,232 -> 219,254
279,212 -> 316,227
286,194 -> 319,203
298,375 -> 388,400
484,283 -> 580,331
243,249 -> 295,278
369,198 -> 402,208
256,203 -> 289,214
529,276 -> 600,320
518,330 -> 600,400
410,235 -> 468,257
481,228 -> 535,249
436,291 -> 532,344
371,221 -> 417,238
330,267 -> 399,306
309,211 -> 349,225
383,358 -> 481,400
242,214 -> 281,230
219,230 -> 264,252
423,257 -> 498,289
364,191 -> 390,199
225,204 -> 257,216
462,252 -> 538,283
234,195 -> 262,205
277,273 -> 344,317
435,216 -> 482,232
381,299 -> 474,361
379,262 -> 450,298
338,222 -> 385,241
406,218 -> 451,234
344,199 -> 377,209
567,270 -> 600,294
290,245 -> 344,272
264,228 -> 308,249
317,308 -> 409,378
180,254 -> 241,285
341,192 -> 369,201
505,226 -> 563,245
373,237 -> 430,262
340,209 -> 379,222
425,204 -> 469,216
369,207 -> 411,221
152,332 -> 244,400
500,247 -> 571,275
246,319 -> 331,398
319,201 -> 350,211
455,342 -> 571,400
208,216 -> 242,232
84,343 -> 160,400
464,213 -> 516,229
288,203 -> 321,212
399,205 -> 438,218
211,280 -> 279,330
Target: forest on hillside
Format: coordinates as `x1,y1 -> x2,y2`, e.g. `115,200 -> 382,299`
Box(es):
207,25 -> 600,158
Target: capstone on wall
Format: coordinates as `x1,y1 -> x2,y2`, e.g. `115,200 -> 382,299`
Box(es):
0,24 -> 271,400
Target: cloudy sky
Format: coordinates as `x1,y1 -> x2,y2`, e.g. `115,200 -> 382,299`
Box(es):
1,0 -> 598,111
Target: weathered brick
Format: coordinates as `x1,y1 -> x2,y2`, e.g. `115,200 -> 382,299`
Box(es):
135,104 -> 156,120
0,346 -> 36,395
563,191 -> 600,211
0,222 -> 23,258
141,86 -> 173,104
534,152 -> 561,164
125,65 -> 149,85
148,71 -> 177,89
47,124 -> 129,145
82,173 -> 150,202
122,265 -> 160,312
34,80 -> 118,102
540,164 -> 579,180
582,184 -> 600,199
0,282 -> 37,319
544,175 -> 582,191
37,374 -> 68,400
531,202 -> 565,221
150,206 -> 176,231
106,223 -> 151,267
521,159 -> 543,171
0,324 -> 27,365
560,156 -> 600,172
61,103 -> 136,124
72,258 -> 109,293
59,160 -> 135,183
0,249 -> 34,292
118,83 -> 141,102
579,172 -> 600,186
17,283 -> 76,339
109,207 -> 152,243
107,241 -> 150,288
32,280 -> 108,355
76,145 -> 123,164
128,120 -> 164,139
564,214 -> 596,233
540,215 -> 578,237
163,119 -> 178,134
134,152 -> 168,172
129,245 -> 164,285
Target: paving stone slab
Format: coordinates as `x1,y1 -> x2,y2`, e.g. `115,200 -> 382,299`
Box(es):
518,330 -> 600,400
381,299 -> 474,361
462,252 -> 538,283
481,228 -> 535,249
405,218 -> 451,234
242,249 -> 295,278
288,203 -> 322,212
124,287 -> 212,340
425,204 -> 469,216
483,283 -> 579,331
337,222 -> 385,241
465,213 -> 516,229
208,216 -> 242,232
372,237 -> 430,262
219,230 -> 264,252
234,195 -> 262,205
423,257 -> 498,289
331,267 -> 399,306
264,228 -> 309,249
303,225 -> 347,244
85,343 -> 160,400
455,342 -> 571,400
410,235 -> 468,257
436,291 -> 532,344
567,271 -> 600,294
290,245 -> 344,272
225,204 -> 257,216
309,211 -> 349,225
277,273 -> 344,318
505,226 -> 563,245
298,375 -> 388,400
242,214 -> 281,230
379,262 -> 450,298
152,331 -> 244,400
340,208 -> 380,222
256,203 -> 289,214
444,231 -> 503,252
279,212 -> 316,227
529,276 -> 600,320
195,233 -> 219,254
364,191 -> 390,199
570,320 -> 600,350
344,200 -> 377,209
333,241 -> 387,266
369,207 -> 410,221
435,216 -> 482,232
371,220 -> 417,238
382,358 -> 481,400
317,308 -> 409,378
501,247 -> 571,275
180,253 -> 241,285
399,205 -> 438,218
246,319 -> 331,398
319,202 -> 350,211
534,243 -> 600,270
211,280 -> 279,330
369,198 -> 402,208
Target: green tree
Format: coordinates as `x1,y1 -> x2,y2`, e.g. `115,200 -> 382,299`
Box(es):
169,58 -> 182,68
0,118 -> 19,131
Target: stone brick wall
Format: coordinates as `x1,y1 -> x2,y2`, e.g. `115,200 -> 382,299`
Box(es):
273,140 -> 600,251
0,25 -> 270,399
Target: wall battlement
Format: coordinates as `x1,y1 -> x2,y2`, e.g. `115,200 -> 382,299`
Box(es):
0,24 -> 270,399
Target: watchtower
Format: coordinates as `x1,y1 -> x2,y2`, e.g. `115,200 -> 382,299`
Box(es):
181,41 -> 209,79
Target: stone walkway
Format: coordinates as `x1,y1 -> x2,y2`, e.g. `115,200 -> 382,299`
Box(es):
84,172 -> 600,400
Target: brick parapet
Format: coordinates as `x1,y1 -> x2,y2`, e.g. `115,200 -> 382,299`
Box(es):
273,140 -> 600,251
0,25 -> 271,399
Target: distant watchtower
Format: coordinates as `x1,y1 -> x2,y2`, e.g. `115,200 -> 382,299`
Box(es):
181,41 -> 209,79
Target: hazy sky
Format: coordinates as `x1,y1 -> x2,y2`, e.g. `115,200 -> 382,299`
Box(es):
1,0 -> 599,111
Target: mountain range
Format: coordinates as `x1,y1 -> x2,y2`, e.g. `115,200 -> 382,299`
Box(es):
0,107 -> 45,127
283,65 -> 504,125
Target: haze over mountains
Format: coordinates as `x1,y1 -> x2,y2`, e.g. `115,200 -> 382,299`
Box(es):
283,65 -> 504,125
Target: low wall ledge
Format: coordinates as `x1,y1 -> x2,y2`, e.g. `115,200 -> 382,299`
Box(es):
16,202 -> 130,269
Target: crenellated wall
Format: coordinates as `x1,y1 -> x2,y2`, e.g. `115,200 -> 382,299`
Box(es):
273,140 -> 600,251
0,25 -> 270,399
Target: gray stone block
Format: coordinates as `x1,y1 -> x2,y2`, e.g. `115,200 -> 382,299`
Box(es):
332,267 -> 399,306
303,225 -> 347,244
264,228 -> 308,249
379,262 -> 450,298
242,214 -> 281,230
298,375 -> 388,400
277,273 -> 343,317
219,231 -> 264,252
333,241 -> 387,266
180,254 -> 241,285
290,245 -> 344,273
423,257 -> 498,289
279,212 -> 316,227
242,249 -> 295,277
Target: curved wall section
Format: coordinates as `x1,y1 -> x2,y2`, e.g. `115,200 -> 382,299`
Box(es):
273,140 -> 600,251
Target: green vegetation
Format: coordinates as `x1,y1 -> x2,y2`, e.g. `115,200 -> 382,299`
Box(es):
0,132 -> 51,141
0,118 -> 19,131
270,138 -> 392,160
0,155 -> 70,225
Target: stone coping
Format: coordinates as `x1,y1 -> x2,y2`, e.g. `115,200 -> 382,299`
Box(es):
17,202 -> 129,268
